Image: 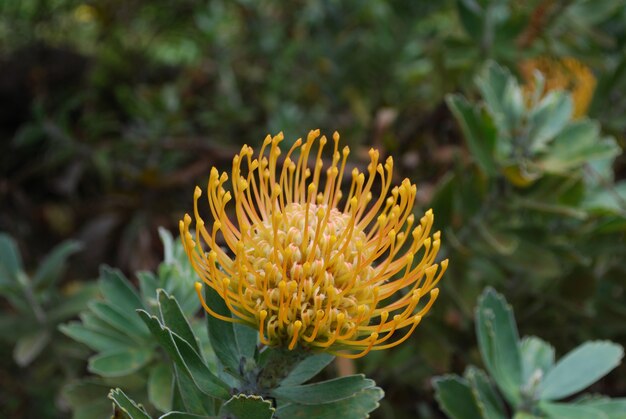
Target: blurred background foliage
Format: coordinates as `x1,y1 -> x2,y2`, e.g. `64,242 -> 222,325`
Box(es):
1,0 -> 625,417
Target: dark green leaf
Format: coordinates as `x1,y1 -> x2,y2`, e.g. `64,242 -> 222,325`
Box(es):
275,386 -> 383,419
149,363 -> 173,413
433,375 -> 484,419
109,388 -> 152,419
279,353 -> 335,386
272,374 -> 375,405
219,394 -> 275,419
173,364 -> 215,415
465,367 -> 506,419
138,310 -> 230,400
158,289 -> 200,354
475,287 -> 522,405
204,285 -> 255,375
447,94 -> 498,175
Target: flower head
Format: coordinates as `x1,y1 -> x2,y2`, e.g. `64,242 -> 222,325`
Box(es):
520,56 -> 596,118
180,130 -> 447,358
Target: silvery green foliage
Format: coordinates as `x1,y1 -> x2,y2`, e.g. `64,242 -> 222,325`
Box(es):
433,288 -> 625,419
60,228 -> 204,418
0,232 -> 91,367
107,284 -> 383,419
62,229 -> 383,418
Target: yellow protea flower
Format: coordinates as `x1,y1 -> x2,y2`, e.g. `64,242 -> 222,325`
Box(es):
520,56 -> 596,119
180,130 -> 447,359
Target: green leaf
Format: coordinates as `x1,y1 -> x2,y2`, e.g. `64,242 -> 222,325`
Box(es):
275,387 -> 383,419
465,367 -> 506,419
447,94 -> 498,175
539,341 -> 624,400
149,363 -> 174,412
433,375 -> 484,419
539,401 -> 607,419
540,121 -> 619,173
32,240 -> 82,289
109,388 -> 152,419
475,287 -> 522,405
158,290 -> 201,354
204,285 -> 256,375
580,398 -> 626,419
159,413 -> 215,419
138,271 -> 159,309
528,91 -> 573,152
173,364 -> 215,415
59,321 -> 130,352
13,329 -> 51,366
89,300 -> 150,340
138,310 -> 230,400
219,394 -> 275,419
583,181 -> 626,215
100,266 -> 147,315
279,353 -> 335,386
272,374 -> 375,405
520,336 -> 555,386
0,233 -> 23,281
88,348 -> 153,377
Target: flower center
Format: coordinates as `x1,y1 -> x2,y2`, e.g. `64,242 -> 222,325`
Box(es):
233,202 -> 375,347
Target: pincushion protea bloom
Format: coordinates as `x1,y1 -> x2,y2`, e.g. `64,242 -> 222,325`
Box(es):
180,130 -> 447,358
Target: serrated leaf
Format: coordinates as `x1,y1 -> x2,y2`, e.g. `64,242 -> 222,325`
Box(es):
272,374 -> 375,405
520,336 -> 555,386
159,413 -> 215,418
475,288 -> 522,405
204,285 -> 256,376
539,401 -> 607,419
279,353 -> 334,386
138,310 -> 230,400
13,329 -> 50,366
109,388 -> 152,419
149,363 -> 174,413
158,290 -> 200,354
433,375 -> 484,419
0,233 -> 23,281
32,240 -> 82,289
59,322 -> 130,352
219,394 -> 275,419
275,386 -> 383,419
539,341 -> 624,400
465,367 -> 506,419
88,348 -> 153,377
